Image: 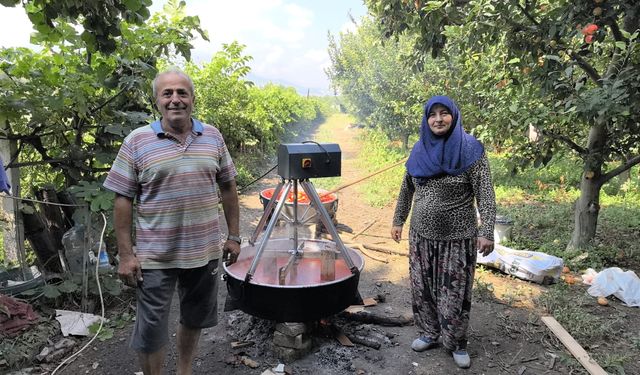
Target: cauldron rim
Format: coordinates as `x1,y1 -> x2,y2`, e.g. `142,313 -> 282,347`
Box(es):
259,187 -> 338,204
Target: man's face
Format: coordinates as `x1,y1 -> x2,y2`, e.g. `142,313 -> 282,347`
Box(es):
155,72 -> 194,125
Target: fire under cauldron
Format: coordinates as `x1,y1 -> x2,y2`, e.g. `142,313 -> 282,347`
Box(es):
223,143 -> 364,322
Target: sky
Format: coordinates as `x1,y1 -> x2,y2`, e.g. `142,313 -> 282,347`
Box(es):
0,0 -> 368,95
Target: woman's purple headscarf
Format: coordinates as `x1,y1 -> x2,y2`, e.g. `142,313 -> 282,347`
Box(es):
405,96 -> 484,180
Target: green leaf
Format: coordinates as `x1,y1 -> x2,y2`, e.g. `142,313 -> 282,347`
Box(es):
507,57 -> 520,64
614,41 -> 626,51
43,284 -> 61,298
58,280 -> 80,293
123,0 -> 142,12
0,0 -> 20,6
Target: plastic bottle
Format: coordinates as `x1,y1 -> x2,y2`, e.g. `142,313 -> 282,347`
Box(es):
90,241 -> 110,270
61,224 -> 86,274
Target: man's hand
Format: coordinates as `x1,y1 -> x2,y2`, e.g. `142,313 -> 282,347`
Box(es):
223,240 -> 241,265
118,255 -> 142,287
391,225 -> 403,243
476,237 -> 494,256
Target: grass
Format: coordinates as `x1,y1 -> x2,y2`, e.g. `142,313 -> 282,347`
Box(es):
473,266 -> 495,301
354,131 -> 407,207
490,151 -> 640,270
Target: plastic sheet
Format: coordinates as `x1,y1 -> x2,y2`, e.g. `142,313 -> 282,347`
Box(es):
582,267 -> 640,307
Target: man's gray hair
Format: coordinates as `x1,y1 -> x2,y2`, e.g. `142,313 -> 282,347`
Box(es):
152,67 -> 195,98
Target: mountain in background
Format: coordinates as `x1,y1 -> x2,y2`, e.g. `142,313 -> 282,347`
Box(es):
246,73 -> 332,97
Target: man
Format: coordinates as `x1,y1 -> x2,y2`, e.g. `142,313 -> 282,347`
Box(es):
104,68 -> 241,375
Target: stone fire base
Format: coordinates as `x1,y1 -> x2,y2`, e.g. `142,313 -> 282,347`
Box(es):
272,322 -> 313,363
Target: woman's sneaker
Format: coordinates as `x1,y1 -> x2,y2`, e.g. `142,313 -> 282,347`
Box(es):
452,349 -> 471,368
411,336 -> 438,352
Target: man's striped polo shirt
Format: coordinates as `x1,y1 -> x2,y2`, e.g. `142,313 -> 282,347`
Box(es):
104,119 -> 237,269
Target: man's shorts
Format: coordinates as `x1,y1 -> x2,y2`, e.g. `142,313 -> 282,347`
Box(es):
130,259 -> 220,353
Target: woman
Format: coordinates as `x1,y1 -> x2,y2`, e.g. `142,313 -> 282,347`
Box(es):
391,95 -> 496,369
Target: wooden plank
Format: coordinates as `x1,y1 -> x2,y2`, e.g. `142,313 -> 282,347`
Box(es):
362,297 -> 378,307
345,305 -> 365,313
335,332 -> 354,347
231,341 -> 254,349
541,316 -> 607,375
320,248 -> 336,281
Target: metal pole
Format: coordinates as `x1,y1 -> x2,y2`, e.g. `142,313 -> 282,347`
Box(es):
249,179 -> 285,245
300,180 -> 358,273
292,180 -> 299,251
245,181 -> 292,282
81,204 -> 90,312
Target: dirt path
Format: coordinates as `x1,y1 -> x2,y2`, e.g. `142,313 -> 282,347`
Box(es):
53,114 -> 571,375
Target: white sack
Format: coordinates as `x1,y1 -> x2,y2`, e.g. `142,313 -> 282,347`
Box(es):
477,244 -> 564,284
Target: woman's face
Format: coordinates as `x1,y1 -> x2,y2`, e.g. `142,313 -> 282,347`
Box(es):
427,104 -> 453,136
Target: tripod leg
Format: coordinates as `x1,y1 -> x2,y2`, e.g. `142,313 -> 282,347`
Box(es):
245,181 -> 292,282
300,180 -> 358,273
250,180 -> 285,245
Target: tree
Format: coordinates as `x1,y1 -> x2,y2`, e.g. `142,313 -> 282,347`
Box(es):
366,0 -> 640,249
0,0 -> 207,196
1,0 -> 153,54
327,19 -> 434,149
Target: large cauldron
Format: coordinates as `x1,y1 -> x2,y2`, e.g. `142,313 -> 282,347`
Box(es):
223,238 -> 364,322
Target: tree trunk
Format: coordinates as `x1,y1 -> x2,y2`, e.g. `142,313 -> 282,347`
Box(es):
567,122 -> 606,250
22,202 -> 63,273
57,190 -> 78,228
569,175 -> 601,249
401,132 -> 409,151
35,187 -> 67,250
0,129 -> 19,265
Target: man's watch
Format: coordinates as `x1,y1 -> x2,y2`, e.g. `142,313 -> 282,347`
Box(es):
227,234 -> 242,244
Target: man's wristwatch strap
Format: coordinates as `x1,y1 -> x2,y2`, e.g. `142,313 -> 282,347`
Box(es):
227,234 -> 242,244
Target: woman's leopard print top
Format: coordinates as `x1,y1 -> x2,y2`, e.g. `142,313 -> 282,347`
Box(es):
392,153 -> 496,241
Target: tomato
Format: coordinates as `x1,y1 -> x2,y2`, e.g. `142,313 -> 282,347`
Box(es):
581,23 -> 598,36
261,188 -> 336,204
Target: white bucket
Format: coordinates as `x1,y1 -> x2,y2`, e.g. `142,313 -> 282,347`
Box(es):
494,215 -> 514,244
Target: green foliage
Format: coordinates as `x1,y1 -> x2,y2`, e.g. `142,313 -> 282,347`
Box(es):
185,43 -> 329,159
40,272 -> 123,303
88,323 -> 114,341
327,18 -> 431,149
0,1 -> 206,198
355,130 -> 407,207
473,266 -> 495,301
360,0 -> 640,248
88,310 -> 133,341
490,152 -> 640,269
536,283 -> 618,343
2,0 -> 153,53
69,181 -> 114,212
0,320 -> 59,370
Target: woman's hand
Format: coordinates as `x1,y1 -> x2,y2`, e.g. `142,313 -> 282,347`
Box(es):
476,237 -> 494,256
391,225 -> 403,243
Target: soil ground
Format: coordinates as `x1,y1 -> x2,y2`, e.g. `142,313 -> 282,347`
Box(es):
13,114 -> 640,375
